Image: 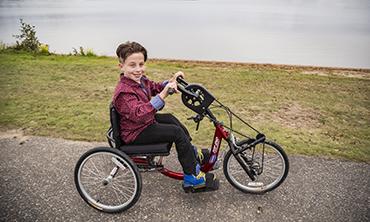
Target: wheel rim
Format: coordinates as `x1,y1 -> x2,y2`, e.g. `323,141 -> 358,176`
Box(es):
227,142 -> 286,192
77,151 -> 137,211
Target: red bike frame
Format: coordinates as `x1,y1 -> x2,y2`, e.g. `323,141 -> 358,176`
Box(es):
158,123 -> 229,180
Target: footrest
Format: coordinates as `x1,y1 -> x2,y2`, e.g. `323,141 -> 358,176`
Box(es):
205,173 -> 219,190
182,173 -> 219,193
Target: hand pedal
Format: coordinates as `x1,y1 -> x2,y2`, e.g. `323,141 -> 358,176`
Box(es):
182,173 -> 219,193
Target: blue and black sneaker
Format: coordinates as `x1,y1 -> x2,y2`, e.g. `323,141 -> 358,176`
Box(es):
183,164 -> 219,193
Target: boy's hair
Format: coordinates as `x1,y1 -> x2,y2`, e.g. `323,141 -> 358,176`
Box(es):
116,41 -> 147,63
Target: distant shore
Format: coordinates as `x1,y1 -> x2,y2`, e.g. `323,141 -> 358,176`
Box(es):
151,58 -> 370,74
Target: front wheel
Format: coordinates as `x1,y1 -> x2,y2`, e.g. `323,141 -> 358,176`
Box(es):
74,147 -> 142,213
223,140 -> 289,194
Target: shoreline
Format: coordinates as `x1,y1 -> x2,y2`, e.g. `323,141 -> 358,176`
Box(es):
149,57 -> 370,79
150,57 -> 370,73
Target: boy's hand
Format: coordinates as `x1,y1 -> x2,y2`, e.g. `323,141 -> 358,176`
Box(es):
170,71 -> 185,83
159,81 -> 178,100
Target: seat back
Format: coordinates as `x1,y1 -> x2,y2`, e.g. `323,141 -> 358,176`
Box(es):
108,102 -> 123,148
107,102 -> 172,156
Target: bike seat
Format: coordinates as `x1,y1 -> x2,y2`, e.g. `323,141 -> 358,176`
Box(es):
108,102 -> 172,156
118,143 -> 172,156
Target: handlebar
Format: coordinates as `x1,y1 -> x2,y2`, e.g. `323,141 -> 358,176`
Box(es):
176,76 -> 188,86
175,76 -> 201,99
167,76 -> 263,139
167,76 -> 190,96
167,76 -> 201,100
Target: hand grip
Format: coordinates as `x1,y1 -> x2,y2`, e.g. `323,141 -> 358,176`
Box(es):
176,76 -> 188,86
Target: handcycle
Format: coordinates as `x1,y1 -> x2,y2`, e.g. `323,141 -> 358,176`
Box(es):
74,77 -> 289,213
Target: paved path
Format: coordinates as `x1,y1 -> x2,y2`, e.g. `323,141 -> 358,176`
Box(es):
0,133 -> 369,222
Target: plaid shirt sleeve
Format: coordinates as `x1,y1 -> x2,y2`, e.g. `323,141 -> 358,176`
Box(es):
115,92 -> 156,124
147,79 -> 167,96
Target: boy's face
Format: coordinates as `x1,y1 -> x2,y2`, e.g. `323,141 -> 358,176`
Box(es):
119,52 -> 145,83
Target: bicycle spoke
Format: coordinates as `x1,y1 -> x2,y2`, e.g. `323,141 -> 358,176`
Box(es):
90,159 -> 103,177
83,181 -> 102,196
114,170 -> 134,180
113,178 -> 135,187
114,172 -> 134,180
81,172 -> 103,182
83,165 -> 103,179
111,185 -> 123,205
264,163 -> 283,172
111,184 -> 132,200
81,177 -> 103,187
263,156 -> 280,164
113,181 -> 136,193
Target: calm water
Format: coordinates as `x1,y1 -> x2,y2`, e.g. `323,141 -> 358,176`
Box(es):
1,0 -> 369,68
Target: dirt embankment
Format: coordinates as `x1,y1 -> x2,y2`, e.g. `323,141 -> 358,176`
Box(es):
151,58 -> 370,79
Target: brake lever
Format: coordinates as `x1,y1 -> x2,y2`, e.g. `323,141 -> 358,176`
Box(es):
187,115 -> 203,131
196,121 -> 200,131
187,114 -> 203,122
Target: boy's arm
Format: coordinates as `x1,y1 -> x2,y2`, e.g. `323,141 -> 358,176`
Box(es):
115,92 -> 164,124
147,71 -> 184,95
147,79 -> 168,96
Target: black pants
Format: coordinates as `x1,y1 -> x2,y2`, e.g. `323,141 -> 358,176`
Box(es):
131,113 -> 197,175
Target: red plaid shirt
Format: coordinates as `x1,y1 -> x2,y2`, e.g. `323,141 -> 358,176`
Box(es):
112,75 -> 166,144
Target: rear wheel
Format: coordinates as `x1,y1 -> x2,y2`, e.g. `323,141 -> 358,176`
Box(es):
223,140 -> 289,194
74,147 -> 141,213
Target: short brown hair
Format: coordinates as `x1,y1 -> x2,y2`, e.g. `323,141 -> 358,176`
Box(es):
116,41 -> 147,63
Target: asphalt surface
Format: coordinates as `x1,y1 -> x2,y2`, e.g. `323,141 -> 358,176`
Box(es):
0,133 -> 369,222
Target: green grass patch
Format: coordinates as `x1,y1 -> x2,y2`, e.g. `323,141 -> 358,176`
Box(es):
1,51 -> 369,162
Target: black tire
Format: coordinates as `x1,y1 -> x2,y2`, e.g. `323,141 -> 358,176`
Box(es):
223,140 -> 289,194
74,147 -> 142,213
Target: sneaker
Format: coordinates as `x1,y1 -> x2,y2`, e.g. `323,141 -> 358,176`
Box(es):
183,164 -> 206,188
182,164 -> 219,193
183,171 -> 206,188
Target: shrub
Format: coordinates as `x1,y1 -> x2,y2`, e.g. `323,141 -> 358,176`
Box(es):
39,43 -> 50,54
86,48 -> 97,57
72,46 -> 97,56
13,19 -> 41,52
0,41 -> 6,51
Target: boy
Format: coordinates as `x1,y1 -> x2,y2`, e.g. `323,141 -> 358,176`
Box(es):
112,41 -> 218,191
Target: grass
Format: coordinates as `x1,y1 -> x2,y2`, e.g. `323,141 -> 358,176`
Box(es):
0,51 -> 369,163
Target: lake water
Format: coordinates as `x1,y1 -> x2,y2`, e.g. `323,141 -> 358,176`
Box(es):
1,0 -> 369,68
